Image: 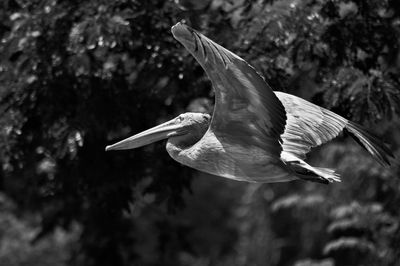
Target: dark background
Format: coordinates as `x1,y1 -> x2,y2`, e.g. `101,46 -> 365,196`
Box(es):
1,0 -> 400,265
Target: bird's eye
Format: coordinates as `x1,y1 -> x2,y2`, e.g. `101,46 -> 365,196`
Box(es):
177,115 -> 184,122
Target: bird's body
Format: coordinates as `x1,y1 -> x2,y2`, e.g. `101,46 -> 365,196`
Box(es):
167,129 -> 295,182
106,23 -> 393,184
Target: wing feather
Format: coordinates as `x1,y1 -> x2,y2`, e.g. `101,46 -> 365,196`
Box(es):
276,92 -> 393,165
275,92 -> 347,159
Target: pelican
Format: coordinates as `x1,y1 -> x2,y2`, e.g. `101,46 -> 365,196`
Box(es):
106,23 -> 394,184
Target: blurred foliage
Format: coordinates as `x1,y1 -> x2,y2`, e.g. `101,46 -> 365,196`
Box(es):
0,0 -> 399,265
0,192 -> 80,266
325,201 -> 398,265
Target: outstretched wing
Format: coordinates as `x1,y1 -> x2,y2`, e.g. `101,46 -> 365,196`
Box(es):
276,92 -> 393,166
171,23 -> 286,156
275,92 -> 347,159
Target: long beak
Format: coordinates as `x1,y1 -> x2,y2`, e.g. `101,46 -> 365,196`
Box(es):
105,118 -> 185,151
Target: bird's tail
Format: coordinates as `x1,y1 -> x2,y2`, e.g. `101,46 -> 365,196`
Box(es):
284,155 -> 341,184
311,167 -> 341,182
295,164 -> 341,184
345,121 -> 394,166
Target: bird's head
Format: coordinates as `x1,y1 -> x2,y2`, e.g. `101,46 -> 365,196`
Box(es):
105,112 -> 210,151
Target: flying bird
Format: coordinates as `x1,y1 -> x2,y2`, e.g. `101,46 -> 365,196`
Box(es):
106,22 -> 394,184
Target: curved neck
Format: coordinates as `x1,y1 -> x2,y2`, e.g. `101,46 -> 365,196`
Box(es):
166,123 -> 209,164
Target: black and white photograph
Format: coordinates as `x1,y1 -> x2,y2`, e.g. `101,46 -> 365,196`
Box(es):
0,0 -> 399,265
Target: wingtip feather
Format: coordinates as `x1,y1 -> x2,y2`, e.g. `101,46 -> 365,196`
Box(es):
345,122 -> 395,167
